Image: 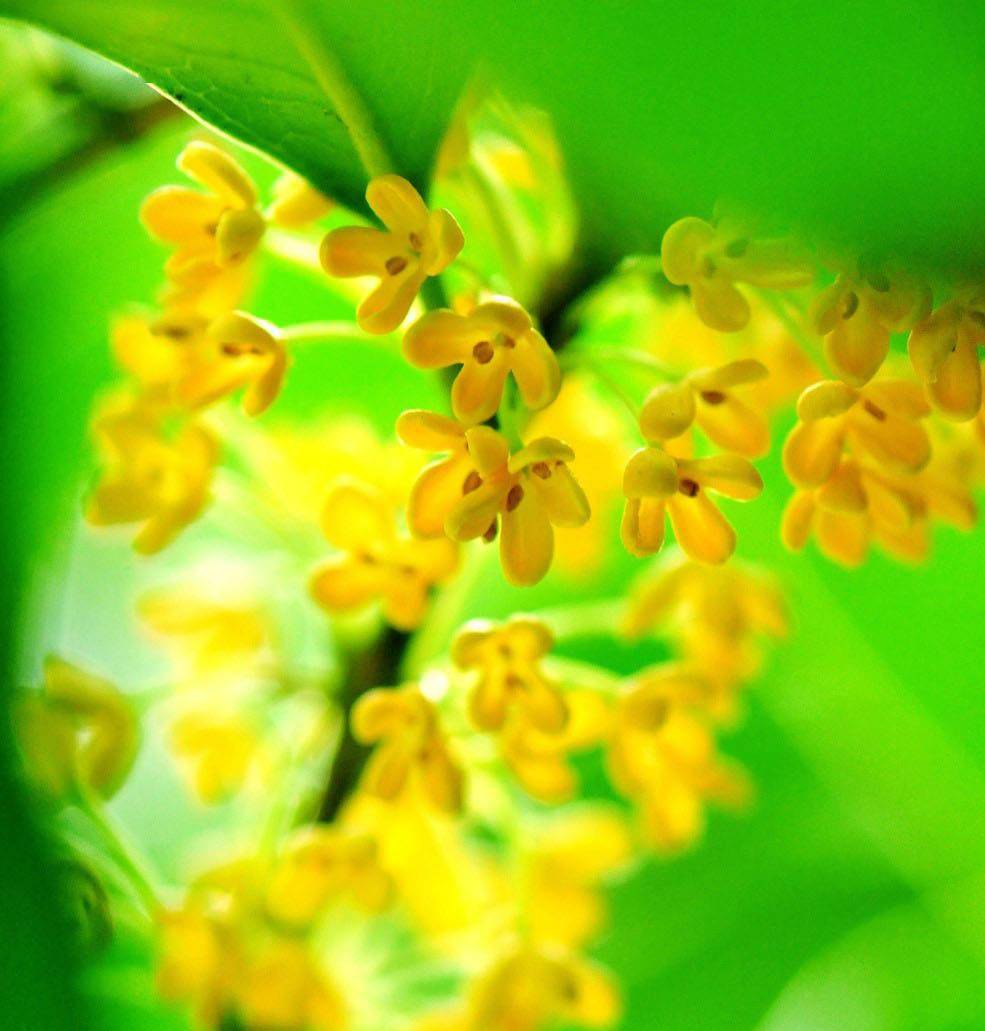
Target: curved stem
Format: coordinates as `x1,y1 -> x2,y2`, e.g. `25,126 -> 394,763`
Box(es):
275,0 -> 393,179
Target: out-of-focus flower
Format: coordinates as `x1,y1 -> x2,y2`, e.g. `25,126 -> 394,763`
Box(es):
444,427 -> 590,586
86,391 -> 217,554
639,359 -> 770,458
908,290 -> 985,421
142,140 -> 265,316
16,656 -> 138,801
623,557 -> 787,719
352,684 -> 464,813
321,174 -> 464,334
809,268 -> 931,386
451,616 -> 566,733
661,215 -> 813,331
621,446 -> 762,563
310,480 -> 458,631
523,806 -> 631,948
403,300 -> 560,424
421,942 -> 620,1031
168,705 -> 261,804
608,671 -> 749,850
266,171 -> 333,228
783,377 -> 931,489
265,825 -> 391,927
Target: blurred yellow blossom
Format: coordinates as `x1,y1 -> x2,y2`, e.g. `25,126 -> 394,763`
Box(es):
310,480 -> 458,630
266,170 -> 333,228
168,705 -> 261,804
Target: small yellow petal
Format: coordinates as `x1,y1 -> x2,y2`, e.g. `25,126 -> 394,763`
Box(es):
511,329 -> 561,411
667,493 -> 736,564
365,174 -> 429,234
780,491 -> 815,550
796,380 -> 858,421
623,447 -> 678,499
177,141 -> 256,207
395,409 -> 464,451
501,492 -> 554,586
214,207 -> 265,267
320,480 -> 392,551
661,216 -> 715,284
782,419 -> 844,487
639,382 -> 696,441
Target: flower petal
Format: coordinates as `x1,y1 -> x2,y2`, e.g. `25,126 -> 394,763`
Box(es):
782,419 -> 845,487
678,455 -> 763,499
309,556 -> 388,612
667,493 -> 736,564
661,217 -> 715,284
816,460 -> 867,512
320,480 -> 393,551
511,329 -> 561,411
320,226 -> 394,277
464,426 -> 510,475
824,300 -> 889,386
623,447 -> 678,499
527,463 -> 591,528
850,411 -> 930,473
689,359 -> 769,391
815,508 -> 868,566
358,267 -> 424,335
926,334 -> 982,421
639,382 -> 696,442
694,395 -> 769,458
407,456 -> 471,538
402,309 -> 474,369
421,208 -> 465,274
908,302 -> 961,383
797,380 -> 858,421
780,491 -> 815,550
450,349 -> 510,424
445,480 -> 505,541
621,497 -> 666,557
140,186 -> 223,243
395,409 -> 464,451
365,174 -> 429,235
501,493 -> 554,586
691,278 -> 750,332
178,141 -> 256,207
242,347 -> 289,417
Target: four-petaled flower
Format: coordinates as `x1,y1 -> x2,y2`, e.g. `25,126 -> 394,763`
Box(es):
908,290 -> 985,421
321,174 -> 464,334
444,427 -> 591,586
309,480 -> 458,631
403,300 -> 561,424
86,392 -> 217,554
639,359 -> 770,457
451,615 -> 567,733
809,269 -> 931,386
179,311 -> 289,417
351,684 -> 464,812
661,215 -> 813,332
141,141 -> 265,315
783,377 -> 931,489
621,447 -> 763,564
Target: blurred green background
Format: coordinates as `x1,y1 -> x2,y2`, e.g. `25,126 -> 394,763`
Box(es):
3,14 -> 985,1031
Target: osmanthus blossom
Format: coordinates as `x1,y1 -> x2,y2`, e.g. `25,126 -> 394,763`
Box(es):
639,358 -> 770,458
321,174 -> 464,334
908,289 -> 985,420
86,391 -> 218,554
402,299 -> 561,424
16,657 -> 138,801
783,376 -> 932,489
661,213 -> 814,331
265,170 -> 334,229
443,426 -> 591,586
808,268 -> 932,386
413,941 -> 620,1031
621,446 -> 763,563
450,615 -> 567,733
167,703 -> 261,804
351,684 -> 464,813
141,140 -> 265,315
309,479 -> 458,631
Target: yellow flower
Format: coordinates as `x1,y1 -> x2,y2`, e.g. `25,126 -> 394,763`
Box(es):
451,616 -> 567,733
17,656 -> 138,800
156,903 -> 234,1027
608,674 -> 749,850
142,140 -> 265,314
138,584 -> 267,680
352,684 -> 464,812
111,310 -> 205,393
622,557 -> 787,717
465,942 -> 621,1031
524,806 -> 631,949
266,170 -> 333,228
444,427 -> 591,586
265,825 -> 391,927
661,214 -> 813,331
321,174 -> 464,334
527,373 -> 631,575
908,292 -> 985,421
639,358 -> 770,457
783,377 -> 931,488
86,391 -> 217,554
809,269 -> 931,386
403,300 -> 561,424
169,706 -> 260,803
621,446 -> 763,563
174,310 -> 289,417
397,410 -> 474,538
309,479 -> 458,631
499,688 -> 611,803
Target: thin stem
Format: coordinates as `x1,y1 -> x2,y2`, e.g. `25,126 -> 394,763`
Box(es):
569,355 -> 640,422
532,597 -> 625,641
275,0 -> 393,179
281,320 -> 385,346
576,346 -> 680,380
756,288 -> 827,370
74,788 -> 162,915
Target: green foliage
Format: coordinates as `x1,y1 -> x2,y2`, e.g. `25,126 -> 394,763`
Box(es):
4,0 -> 985,275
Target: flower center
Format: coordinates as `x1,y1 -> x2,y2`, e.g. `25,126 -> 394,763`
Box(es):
863,400 -> 886,421
700,390 -> 727,405
408,231 -> 423,250
385,255 -> 408,276
472,340 -> 494,364
505,485 -> 524,511
462,471 -> 483,494
531,461 -> 552,479
678,478 -> 700,497
724,237 -> 749,258
221,342 -> 264,357
842,290 -> 859,319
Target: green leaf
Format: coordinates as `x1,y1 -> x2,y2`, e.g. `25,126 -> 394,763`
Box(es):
4,1 -> 985,278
